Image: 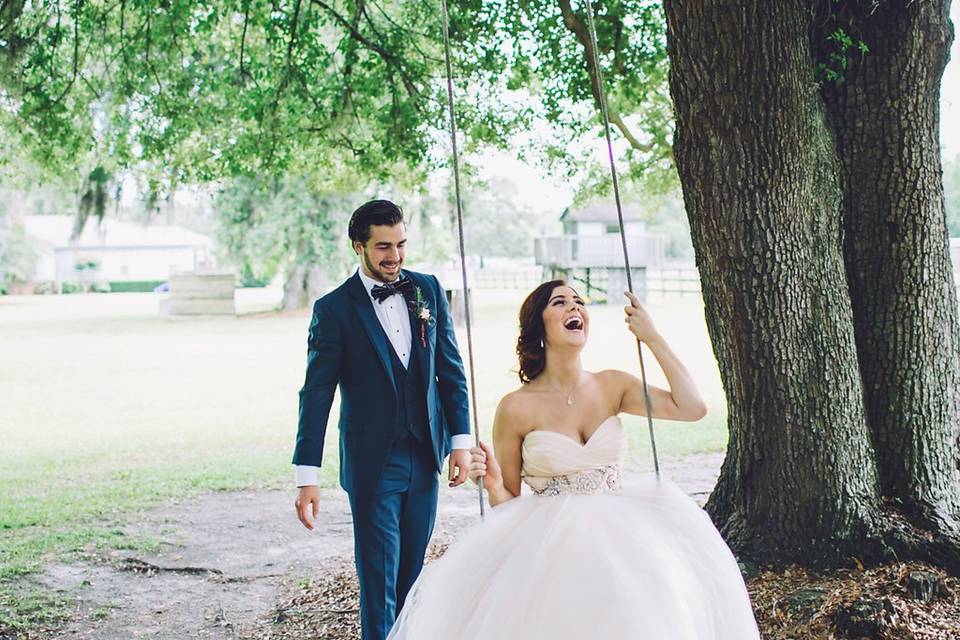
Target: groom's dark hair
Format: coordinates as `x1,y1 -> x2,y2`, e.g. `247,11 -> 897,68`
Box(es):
348,199 -> 405,244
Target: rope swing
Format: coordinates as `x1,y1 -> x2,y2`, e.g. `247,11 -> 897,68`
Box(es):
580,0 -> 661,478
438,0 -> 486,517
436,0 -> 661,519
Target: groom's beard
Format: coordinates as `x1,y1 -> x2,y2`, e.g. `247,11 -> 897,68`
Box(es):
361,248 -> 403,283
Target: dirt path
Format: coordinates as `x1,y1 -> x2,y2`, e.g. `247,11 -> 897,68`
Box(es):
18,454 -> 722,640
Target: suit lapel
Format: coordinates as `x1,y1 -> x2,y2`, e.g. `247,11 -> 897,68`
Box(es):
348,272 -> 398,394
404,272 -> 434,382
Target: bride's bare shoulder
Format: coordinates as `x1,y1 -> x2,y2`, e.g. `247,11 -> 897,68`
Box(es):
494,388 -> 536,436
495,388 -> 525,418
595,368 -> 632,389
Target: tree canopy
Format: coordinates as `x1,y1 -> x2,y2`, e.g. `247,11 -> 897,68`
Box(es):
0,0 -> 672,193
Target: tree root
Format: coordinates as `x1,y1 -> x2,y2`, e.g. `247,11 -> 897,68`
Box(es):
714,503 -> 960,577
114,557 -> 223,576
877,507 -> 960,576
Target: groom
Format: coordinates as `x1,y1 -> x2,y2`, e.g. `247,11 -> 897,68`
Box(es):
292,199 -> 472,640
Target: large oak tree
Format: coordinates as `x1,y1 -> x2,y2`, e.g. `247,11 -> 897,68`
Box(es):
664,0 -> 960,569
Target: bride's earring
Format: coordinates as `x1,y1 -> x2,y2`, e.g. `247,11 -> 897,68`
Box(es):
539,338 -> 544,349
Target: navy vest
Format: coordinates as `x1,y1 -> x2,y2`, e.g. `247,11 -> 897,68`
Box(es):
388,338 -> 429,443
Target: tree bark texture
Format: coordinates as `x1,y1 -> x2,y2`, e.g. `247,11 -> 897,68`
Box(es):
664,0 -> 960,571
817,0 -> 960,533
663,0 -> 882,564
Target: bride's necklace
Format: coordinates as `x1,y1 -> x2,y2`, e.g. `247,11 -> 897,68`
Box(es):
546,377 -> 582,406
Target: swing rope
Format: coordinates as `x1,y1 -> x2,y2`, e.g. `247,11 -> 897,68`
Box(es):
581,0 -> 660,478
438,0 -> 486,518
436,0 -> 661,516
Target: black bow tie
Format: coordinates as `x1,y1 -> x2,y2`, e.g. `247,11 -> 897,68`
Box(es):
371,276 -> 413,303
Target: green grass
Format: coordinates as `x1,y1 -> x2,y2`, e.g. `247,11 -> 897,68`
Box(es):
0,288 -> 728,596
0,585 -> 70,635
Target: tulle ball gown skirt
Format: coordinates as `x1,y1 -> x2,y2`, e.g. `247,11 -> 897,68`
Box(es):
387,475 -> 761,639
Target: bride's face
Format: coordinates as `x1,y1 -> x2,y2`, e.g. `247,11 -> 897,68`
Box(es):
542,286 -> 589,349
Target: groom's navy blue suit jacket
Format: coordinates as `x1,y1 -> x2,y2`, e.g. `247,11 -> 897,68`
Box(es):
293,269 -> 471,498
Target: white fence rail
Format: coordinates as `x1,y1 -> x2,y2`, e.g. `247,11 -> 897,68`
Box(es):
646,265 -> 702,296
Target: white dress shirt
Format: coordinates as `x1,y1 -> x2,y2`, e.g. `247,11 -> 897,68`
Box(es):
295,267 -> 471,487
358,266 -> 414,368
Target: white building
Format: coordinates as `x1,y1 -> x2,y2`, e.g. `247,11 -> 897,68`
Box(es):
22,215 -> 214,290
534,204 -> 665,303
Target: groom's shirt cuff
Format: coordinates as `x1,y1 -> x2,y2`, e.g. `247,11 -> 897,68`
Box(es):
450,434 -> 472,451
295,436 -> 470,486
294,465 -> 319,487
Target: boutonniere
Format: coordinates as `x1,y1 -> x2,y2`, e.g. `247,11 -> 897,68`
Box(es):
407,285 -> 436,348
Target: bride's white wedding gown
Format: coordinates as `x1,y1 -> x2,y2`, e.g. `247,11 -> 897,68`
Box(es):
387,416 -> 761,639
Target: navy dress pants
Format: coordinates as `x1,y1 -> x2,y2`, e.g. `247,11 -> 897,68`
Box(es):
348,434 -> 439,640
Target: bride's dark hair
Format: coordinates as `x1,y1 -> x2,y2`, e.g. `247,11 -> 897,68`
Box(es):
516,279 -> 569,384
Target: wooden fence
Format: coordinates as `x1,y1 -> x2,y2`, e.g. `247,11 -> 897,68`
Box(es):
646,266 -> 702,296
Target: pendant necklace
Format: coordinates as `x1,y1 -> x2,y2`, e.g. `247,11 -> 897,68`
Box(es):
550,379 -> 580,406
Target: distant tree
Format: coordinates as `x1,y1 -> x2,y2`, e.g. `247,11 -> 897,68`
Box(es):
641,193 -> 693,261
212,177 -> 355,309
0,220 -> 37,293
460,178 -> 543,259
942,155 -> 960,237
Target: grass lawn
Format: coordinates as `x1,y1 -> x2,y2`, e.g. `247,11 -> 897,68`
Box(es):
0,286 -> 728,628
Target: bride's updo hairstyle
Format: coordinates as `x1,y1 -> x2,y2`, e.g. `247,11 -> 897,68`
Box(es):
517,279 -> 567,384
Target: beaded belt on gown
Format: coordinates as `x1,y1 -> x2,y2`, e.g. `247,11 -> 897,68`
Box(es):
527,464 -> 622,496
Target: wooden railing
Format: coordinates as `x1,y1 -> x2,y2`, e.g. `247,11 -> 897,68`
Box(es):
646,265 -> 702,296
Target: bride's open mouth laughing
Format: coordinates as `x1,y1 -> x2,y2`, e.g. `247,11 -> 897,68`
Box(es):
563,316 -> 584,332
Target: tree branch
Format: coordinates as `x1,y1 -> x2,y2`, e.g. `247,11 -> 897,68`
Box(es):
309,0 -> 421,100
262,0 -> 304,168
367,0 -> 429,39
333,0 -> 363,119
556,0 -> 650,153
239,0 -> 251,83
143,10 -> 165,105
50,0 -> 82,106
0,0 -> 29,59
283,0 -> 302,75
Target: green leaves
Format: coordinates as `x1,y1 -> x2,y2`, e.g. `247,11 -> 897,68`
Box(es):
212,175 -> 353,283
0,0 -> 675,200
453,0 -> 675,194
0,1 -> 446,184
813,12 -> 871,87
0,220 -> 38,290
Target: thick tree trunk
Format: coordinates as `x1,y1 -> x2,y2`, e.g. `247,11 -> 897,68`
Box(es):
817,1 -> 960,535
663,0 -> 883,565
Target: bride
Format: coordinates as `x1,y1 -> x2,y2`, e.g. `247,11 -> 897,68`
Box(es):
387,281 -> 761,639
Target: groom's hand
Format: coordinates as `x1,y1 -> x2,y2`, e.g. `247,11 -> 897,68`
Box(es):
448,449 -> 470,488
295,486 -> 321,531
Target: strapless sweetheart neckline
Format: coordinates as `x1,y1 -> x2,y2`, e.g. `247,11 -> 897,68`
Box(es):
524,415 -> 620,448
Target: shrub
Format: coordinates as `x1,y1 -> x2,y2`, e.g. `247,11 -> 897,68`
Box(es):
61,282 -> 84,294
107,280 -> 166,293
32,281 -> 57,295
